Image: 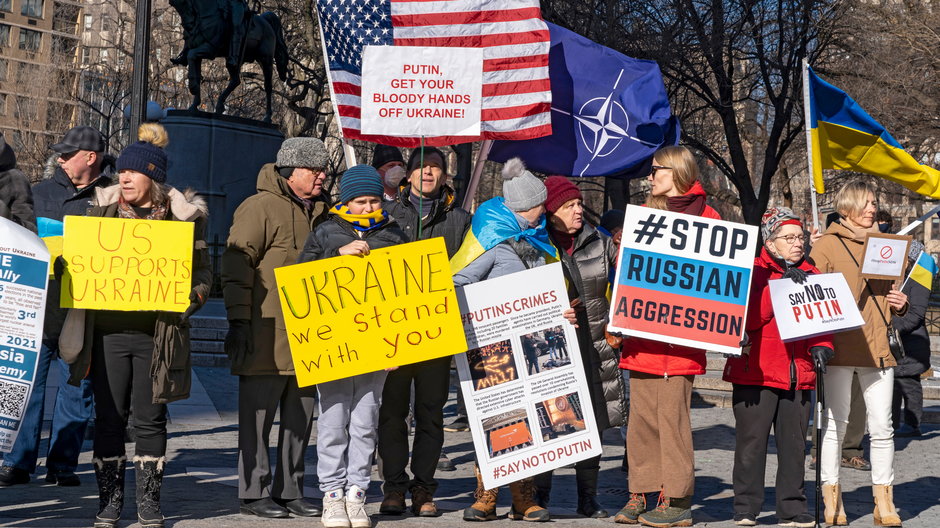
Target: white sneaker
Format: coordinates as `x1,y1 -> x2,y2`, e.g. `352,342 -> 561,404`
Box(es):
321,489 -> 350,528
345,485 -> 371,528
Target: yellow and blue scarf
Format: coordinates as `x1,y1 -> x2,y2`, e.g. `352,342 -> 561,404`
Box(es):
329,203 -> 389,232
450,197 -> 557,273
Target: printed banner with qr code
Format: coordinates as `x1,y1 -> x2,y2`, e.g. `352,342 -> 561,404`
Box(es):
607,206 -> 758,355
0,218 -> 50,452
455,263 -> 602,489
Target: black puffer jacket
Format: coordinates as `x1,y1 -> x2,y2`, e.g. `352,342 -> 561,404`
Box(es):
893,279 -> 931,378
553,223 -> 626,430
383,183 -> 470,258
0,135 -> 36,233
298,213 -> 408,264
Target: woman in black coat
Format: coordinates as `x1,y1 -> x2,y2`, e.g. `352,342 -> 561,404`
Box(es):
892,242 -> 932,437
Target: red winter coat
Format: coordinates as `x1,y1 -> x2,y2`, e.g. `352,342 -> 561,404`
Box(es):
618,181 -> 721,376
722,248 -> 833,390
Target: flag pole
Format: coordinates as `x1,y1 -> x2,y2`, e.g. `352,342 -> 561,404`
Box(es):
897,202 -> 940,235
316,15 -> 357,167
462,139 -> 493,212
802,59 -> 820,232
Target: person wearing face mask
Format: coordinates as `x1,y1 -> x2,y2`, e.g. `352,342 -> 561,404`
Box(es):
64,123 -> 212,528
809,180 -> 908,527
876,210 -> 893,234
722,207 -> 833,528
371,144 -> 407,201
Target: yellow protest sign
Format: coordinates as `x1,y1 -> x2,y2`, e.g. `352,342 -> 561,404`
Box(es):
275,237 -> 468,387
60,216 -> 194,312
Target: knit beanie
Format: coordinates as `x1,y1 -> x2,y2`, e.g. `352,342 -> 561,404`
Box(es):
116,141 -> 167,183
406,146 -> 447,176
760,206 -> 802,241
339,165 -> 384,203
501,158 -> 546,212
600,209 -> 626,233
276,137 -> 328,173
371,144 -> 404,169
544,175 -> 582,214
909,240 -> 926,263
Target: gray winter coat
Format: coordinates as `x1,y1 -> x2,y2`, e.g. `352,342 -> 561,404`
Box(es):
553,224 -> 626,430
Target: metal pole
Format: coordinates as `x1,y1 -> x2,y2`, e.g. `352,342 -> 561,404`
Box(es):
802,59 -> 820,232
129,0 -> 152,142
461,139 -> 493,212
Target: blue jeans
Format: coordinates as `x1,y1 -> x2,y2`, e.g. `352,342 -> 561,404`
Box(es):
1,343 -> 94,474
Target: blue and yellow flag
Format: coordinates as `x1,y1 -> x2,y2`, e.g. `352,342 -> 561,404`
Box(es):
450,197 -> 558,274
808,67 -> 940,197
907,251 -> 939,290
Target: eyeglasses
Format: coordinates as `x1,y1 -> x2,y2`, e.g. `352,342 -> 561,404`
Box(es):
775,234 -> 805,244
650,165 -> 672,174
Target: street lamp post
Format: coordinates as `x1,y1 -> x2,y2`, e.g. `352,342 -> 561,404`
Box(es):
128,0 -> 152,141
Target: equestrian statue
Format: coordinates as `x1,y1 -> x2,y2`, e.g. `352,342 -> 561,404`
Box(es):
169,0 -> 288,123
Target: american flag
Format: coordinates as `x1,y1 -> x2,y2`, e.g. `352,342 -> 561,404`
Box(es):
316,0 -> 552,147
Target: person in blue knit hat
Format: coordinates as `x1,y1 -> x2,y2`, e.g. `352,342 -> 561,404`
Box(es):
297,164 -> 407,528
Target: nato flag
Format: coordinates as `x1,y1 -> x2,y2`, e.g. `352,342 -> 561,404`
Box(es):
489,23 -> 679,178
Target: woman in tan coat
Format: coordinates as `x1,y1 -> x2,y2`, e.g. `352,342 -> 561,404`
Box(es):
809,180 -> 907,527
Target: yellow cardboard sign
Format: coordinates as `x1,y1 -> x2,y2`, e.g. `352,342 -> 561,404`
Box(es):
60,216 -> 194,312
275,237 -> 468,387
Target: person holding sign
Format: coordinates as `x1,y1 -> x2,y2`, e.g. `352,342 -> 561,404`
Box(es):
64,124 -> 211,528
378,145 -> 470,517
297,165 -> 407,528
615,146 -> 719,527
892,242 -> 933,438
221,137 -> 330,519
531,176 -> 625,519
723,207 -> 833,528
809,180 -> 907,527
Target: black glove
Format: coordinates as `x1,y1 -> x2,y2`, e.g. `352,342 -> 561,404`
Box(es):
178,290 -> 204,325
225,319 -> 253,366
810,346 -> 834,374
782,266 -> 808,284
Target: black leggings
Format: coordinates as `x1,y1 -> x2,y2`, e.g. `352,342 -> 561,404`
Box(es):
91,331 -> 168,458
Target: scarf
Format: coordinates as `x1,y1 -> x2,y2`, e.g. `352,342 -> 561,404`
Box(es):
329,203 -> 389,231
666,193 -> 705,215
117,196 -> 168,220
450,197 -> 557,273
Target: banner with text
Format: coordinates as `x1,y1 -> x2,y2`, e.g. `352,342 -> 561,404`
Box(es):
607,206 -> 758,355
456,263 -> 602,489
60,216 -> 194,312
275,238 -> 467,387
361,46 -> 484,137
0,218 -> 49,452
768,273 -> 864,342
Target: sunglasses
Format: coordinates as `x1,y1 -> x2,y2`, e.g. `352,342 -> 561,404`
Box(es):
650,165 -> 672,174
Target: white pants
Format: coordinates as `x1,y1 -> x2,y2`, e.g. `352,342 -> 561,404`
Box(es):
820,366 -> 895,485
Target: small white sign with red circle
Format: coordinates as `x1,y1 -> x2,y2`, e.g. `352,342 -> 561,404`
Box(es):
861,233 -> 912,281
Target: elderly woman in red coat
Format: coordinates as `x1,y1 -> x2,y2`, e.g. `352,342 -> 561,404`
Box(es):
722,207 -> 833,527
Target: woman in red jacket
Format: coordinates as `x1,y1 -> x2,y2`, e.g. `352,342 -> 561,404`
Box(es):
723,207 -> 833,527
614,146 -> 719,527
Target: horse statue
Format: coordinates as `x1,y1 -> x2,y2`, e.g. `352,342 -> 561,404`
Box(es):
169,0 -> 289,123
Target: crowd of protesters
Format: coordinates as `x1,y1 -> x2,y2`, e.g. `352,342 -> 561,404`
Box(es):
0,124 -> 931,528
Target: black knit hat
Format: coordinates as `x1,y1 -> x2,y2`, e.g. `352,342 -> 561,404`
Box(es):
371,144 -> 404,170
116,141 -> 167,183
406,146 -> 447,176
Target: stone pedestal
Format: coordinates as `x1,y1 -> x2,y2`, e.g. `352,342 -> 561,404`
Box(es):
161,110 -> 284,246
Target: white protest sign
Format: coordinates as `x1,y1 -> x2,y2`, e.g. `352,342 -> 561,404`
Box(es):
0,218 -> 49,453
768,273 -> 864,342
607,206 -> 758,355
860,233 -> 911,281
456,263 -> 602,489
361,46 -> 483,137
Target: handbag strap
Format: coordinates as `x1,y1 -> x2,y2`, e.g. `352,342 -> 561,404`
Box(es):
836,236 -> 892,327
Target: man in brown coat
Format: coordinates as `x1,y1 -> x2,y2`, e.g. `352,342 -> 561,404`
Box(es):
221,138 -> 330,518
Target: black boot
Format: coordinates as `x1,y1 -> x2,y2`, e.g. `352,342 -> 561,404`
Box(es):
533,471 -> 553,509
575,467 -> 608,518
93,456 -> 126,528
134,456 -> 165,528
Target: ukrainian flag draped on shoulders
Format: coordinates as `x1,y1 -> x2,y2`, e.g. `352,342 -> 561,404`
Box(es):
808,66 -> 940,197
450,197 -> 558,274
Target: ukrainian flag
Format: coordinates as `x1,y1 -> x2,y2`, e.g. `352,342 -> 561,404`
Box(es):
907,250 -> 939,290
450,197 -> 557,274
38,217 -> 63,276
808,67 -> 940,197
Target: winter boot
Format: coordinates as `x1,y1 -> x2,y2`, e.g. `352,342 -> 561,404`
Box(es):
614,493 -> 646,524
575,467 -> 608,518
822,483 -> 848,526
508,477 -> 550,522
463,465 -> 498,521
346,485 -> 371,528
532,471 -> 552,509
872,484 -> 902,527
636,493 -> 692,527
93,456 -> 126,528
134,456 -> 165,528
410,485 -> 440,517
